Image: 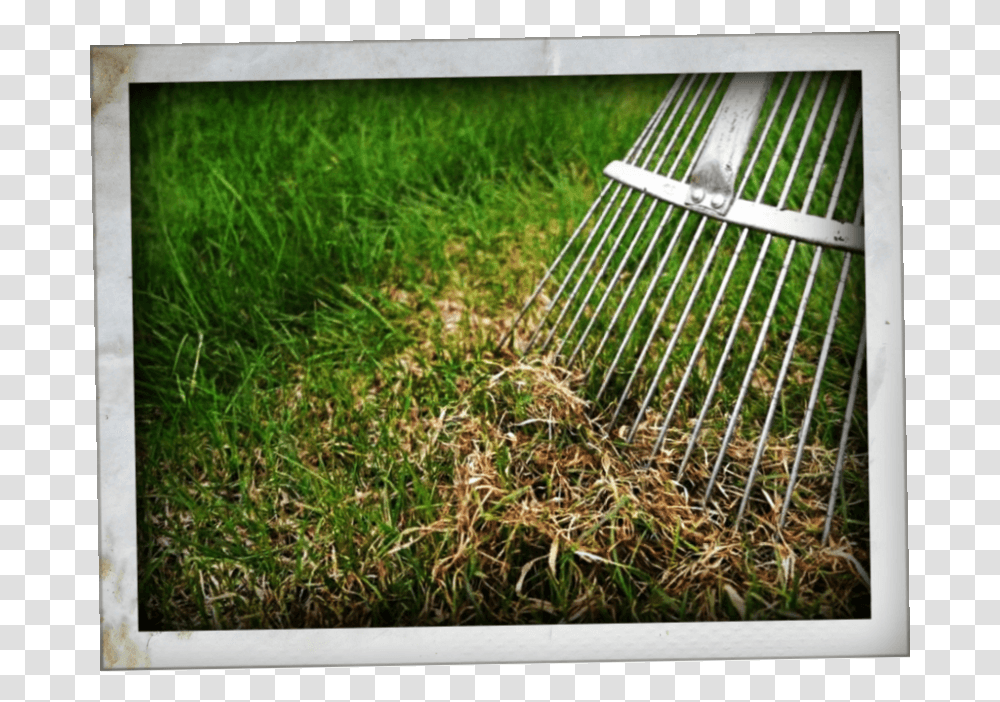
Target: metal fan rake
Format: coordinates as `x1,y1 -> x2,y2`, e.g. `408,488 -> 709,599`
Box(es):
500,71 -> 867,543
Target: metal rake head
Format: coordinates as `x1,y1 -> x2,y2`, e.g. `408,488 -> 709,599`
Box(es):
501,71 -> 867,543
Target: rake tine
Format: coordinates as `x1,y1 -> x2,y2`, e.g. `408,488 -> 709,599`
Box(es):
498,182 -> 612,351
594,201 -> 693,406
538,74 -> 718,356
628,73 -> 793,442
677,73 -> 814,480
574,75 -> 722,368
523,182 -> 633,353
778,106 -> 864,533
629,74 -> 692,167
562,196 -> 663,367
522,74 -> 694,353
677,230 -> 772,481
506,75 -> 689,352
532,183 -> 638,354
822,321 -> 867,544
647,227 -> 750,468
645,73 -> 796,468
638,77 -> 708,174
593,74 -> 729,403
586,204 -> 678,386
733,244 -> 823,526
702,238 -> 797,507
733,73 -> 852,528
626,216 -> 721,443
560,74 -> 734,363
800,75 -> 858,219
553,194 -> 658,360
702,71 -> 832,507
778,250 -> 852,528
582,113 -> 715,386
610,212 -> 709,431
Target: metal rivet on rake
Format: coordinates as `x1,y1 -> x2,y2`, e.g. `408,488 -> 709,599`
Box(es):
710,192 -> 725,209
690,187 -> 705,203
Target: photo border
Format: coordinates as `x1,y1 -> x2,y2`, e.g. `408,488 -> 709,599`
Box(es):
93,33 -> 907,670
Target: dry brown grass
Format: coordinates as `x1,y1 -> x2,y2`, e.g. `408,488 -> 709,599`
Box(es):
361,244 -> 870,625
386,352 -> 870,625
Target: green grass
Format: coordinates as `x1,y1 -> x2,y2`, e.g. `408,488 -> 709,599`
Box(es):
131,75 -> 668,420
131,72 -> 869,631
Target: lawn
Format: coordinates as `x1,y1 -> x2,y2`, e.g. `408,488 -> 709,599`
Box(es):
130,71 -> 869,631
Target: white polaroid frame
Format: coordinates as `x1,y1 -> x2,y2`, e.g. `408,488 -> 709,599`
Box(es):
94,33 -> 907,670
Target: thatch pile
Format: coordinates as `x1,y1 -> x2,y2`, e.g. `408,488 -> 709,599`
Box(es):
390,349 -> 870,624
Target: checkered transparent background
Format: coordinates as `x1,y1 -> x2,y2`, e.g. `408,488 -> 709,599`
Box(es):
0,1 -> 996,700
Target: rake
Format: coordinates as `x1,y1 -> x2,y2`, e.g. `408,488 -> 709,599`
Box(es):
500,71 -> 867,543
